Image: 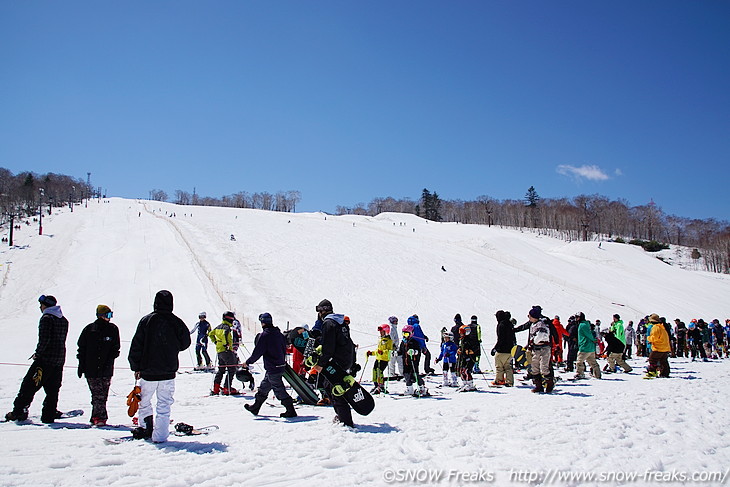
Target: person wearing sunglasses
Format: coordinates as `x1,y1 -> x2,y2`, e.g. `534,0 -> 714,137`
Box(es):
77,305 -> 121,427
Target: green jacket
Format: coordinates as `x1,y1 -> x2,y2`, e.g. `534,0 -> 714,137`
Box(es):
577,320 -> 596,353
610,320 -> 626,345
208,320 -> 233,354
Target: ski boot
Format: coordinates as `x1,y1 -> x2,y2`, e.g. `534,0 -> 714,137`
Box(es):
210,383 -> 221,396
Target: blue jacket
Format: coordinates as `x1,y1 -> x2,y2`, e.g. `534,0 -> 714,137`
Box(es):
246,325 -> 287,372
437,341 -> 458,364
408,316 -> 428,349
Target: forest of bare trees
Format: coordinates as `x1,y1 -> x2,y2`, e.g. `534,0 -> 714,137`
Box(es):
336,188 -> 730,274
151,189 -> 302,213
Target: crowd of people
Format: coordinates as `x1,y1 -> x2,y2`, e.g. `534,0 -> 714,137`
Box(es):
4,291 -> 728,440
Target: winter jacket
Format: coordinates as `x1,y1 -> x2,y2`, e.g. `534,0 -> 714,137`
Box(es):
128,290 -> 191,381
528,317 -> 552,350
190,320 -> 210,344
398,335 -> 422,369
77,318 -> 120,378
603,332 -> 625,355
246,325 -> 288,372
624,325 -> 636,345
315,314 -> 356,371
209,320 -> 234,354
577,320 -> 596,353
436,341 -> 458,364
610,320 -> 626,345
374,335 -> 394,362
35,306 -> 69,367
494,314 -> 516,354
552,319 -> 568,349
648,322 -> 671,352
410,319 -> 428,350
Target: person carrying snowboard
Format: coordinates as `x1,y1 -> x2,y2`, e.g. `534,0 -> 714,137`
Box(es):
243,313 -> 297,418
366,324 -> 394,394
5,295 -> 69,423
77,304 -> 120,426
435,330 -> 459,387
310,299 -> 357,427
399,324 -> 429,396
190,312 -> 212,369
208,311 -> 240,395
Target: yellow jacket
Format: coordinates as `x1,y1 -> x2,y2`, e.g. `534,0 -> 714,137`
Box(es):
208,321 -> 233,354
375,336 -> 394,362
647,322 -> 671,352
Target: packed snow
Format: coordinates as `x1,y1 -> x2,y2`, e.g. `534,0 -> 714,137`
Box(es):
0,198 -> 729,487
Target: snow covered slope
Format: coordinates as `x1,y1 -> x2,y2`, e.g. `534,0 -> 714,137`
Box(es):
0,198 -> 728,487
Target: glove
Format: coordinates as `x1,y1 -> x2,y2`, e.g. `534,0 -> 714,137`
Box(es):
77,367 -> 83,378
407,349 -> 415,357
435,357 -> 440,363
490,348 -> 496,356
366,351 -> 373,357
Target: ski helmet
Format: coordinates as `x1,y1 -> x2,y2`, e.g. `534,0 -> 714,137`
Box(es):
378,324 -> 391,335
407,315 -> 419,326
402,324 -> 414,334
199,311 -> 207,319
223,311 -> 236,322
688,322 -> 697,330
258,312 -> 273,325
388,316 -> 398,325
459,324 -> 470,336
443,331 -> 453,339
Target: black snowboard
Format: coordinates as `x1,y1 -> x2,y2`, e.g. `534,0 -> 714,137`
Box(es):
282,364 -> 319,405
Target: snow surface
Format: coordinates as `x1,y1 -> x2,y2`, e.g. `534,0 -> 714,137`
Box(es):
0,198 -> 729,487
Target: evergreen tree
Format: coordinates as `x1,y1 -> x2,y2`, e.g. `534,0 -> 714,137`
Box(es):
525,186 -> 540,207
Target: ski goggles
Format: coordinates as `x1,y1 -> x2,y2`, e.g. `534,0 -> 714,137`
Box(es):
103,311 -> 113,319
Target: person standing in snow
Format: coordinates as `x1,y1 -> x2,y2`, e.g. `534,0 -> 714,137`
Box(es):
601,328 -> 632,373
311,299 -> 357,427
645,313 -> 671,378
435,330 -> 459,387
469,315 -> 483,374
551,315 -> 568,367
456,322 -> 479,392
491,310 -> 516,387
399,324 -> 429,395
5,295 -> 69,423
242,313 -> 297,418
565,315 -> 579,372
408,315 -> 435,375
367,324 -> 394,394
128,290 -> 191,442
673,319 -> 686,358
609,314 -> 626,355
77,304 -> 120,426
209,311 -> 239,395
523,306 -> 555,393
575,312 -> 602,380
624,321 -> 636,359
387,316 -> 403,379
190,312 -> 212,369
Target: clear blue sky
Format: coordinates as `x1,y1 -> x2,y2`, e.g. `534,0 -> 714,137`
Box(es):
1,1 -> 728,220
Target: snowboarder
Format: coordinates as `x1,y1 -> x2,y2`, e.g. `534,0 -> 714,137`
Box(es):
601,328 -> 632,373
208,311 -> 239,395
128,290 -> 191,442
575,312 -> 602,380
624,321 -> 636,359
310,299 -> 357,427
673,319 -> 686,358
190,311 -> 212,369
491,310 -> 516,387
523,306 -> 554,393
645,314 -> 671,378
435,331 -> 458,387
243,313 -> 297,418
5,295 -> 69,423
77,304 -> 120,426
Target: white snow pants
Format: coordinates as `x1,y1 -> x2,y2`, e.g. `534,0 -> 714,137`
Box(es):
138,378 -> 175,443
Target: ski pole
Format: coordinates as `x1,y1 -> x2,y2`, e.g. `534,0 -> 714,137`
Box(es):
480,344 -> 495,372
359,354 -> 370,383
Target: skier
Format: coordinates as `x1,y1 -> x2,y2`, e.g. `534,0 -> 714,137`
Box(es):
574,312 -> 601,380
366,324 -> 394,394
77,304 -> 121,426
208,311 -> 240,395
128,290 -> 191,442
5,295 -> 69,423
711,319 -> 725,358
399,324 -> 428,396
469,316 -> 483,374
524,306 -> 555,393
190,311 -> 212,369
451,314 -> 464,345
242,313 -> 297,418
601,328 -> 632,373
435,331 -> 458,387
491,310 -> 515,387
310,299 -> 357,427
687,320 -> 708,362
456,322 -> 479,392
387,316 -> 404,379
408,315 -> 435,375
645,313 -> 671,378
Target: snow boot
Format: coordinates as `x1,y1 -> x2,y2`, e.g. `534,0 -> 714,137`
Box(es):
210,383 -> 221,396
244,396 -> 266,416
544,376 -> 555,393
531,375 -> 544,393
132,415 -> 153,439
5,408 -> 28,422
280,400 -> 297,418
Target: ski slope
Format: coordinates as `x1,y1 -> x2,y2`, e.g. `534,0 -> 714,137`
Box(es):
0,198 -> 728,487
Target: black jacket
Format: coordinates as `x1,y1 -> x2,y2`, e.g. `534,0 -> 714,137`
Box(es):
35,306 -> 69,367
128,291 -> 191,381
316,314 -> 355,371
604,332 -> 625,355
246,325 -> 287,372
494,312 -> 516,354
77,318 -> 120,378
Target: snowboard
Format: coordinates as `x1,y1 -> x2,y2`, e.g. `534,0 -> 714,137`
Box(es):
282,364 -> 319,405
511,345 -> 530,368
292,338 -> 374,416
172,423 -> 219,436
2,409 -> 84,423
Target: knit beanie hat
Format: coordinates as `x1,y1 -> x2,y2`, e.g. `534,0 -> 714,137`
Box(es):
96,304 -> 112,316
529,306 -> 542,319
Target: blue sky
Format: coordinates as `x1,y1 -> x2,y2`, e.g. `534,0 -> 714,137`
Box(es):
1,1 -> 728,220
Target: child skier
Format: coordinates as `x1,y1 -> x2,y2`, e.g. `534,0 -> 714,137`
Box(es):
435,331 -> 458,387
456,323 -> 479,392
398,324 -> 428,396
366,324 -> 394,394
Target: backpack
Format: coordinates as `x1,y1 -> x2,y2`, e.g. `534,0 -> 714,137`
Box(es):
531,318 -> 551,346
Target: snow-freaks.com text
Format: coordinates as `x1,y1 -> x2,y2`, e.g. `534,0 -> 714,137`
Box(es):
382,468 -> 495,484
